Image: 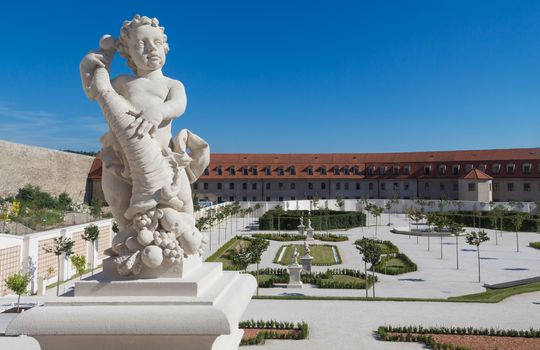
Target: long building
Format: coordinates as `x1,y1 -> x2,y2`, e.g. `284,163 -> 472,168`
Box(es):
88,148 -> 540,204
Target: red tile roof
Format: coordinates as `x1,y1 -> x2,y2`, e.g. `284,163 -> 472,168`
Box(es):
462,169 -> 493,180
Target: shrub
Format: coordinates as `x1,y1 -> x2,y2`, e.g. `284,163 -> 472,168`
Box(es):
372,253 -> 417,275
259,209 -> 365,230
529,242 -> 540,250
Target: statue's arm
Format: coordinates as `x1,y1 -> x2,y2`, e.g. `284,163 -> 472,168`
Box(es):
80,49 -> 115,100
161,80 -> 187,122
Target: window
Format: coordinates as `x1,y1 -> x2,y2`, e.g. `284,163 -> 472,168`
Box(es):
203,168 -> 209,176
336,183 -> 341,190
217,183 -> 222,190
356,183 -> 361,190
265,183 -> 271,190
203,183 -> 209,190
216,167 -> 222,176
290,166 -> 296,175
403,165 -> 411,175
440,183 -> 445,191
368,182 -> 374,190
507,183 -> 514,192
452,165 -> 460,175
506,163 -> 515,174
242,196 -> 247,201
229,183 -> 234,190
265,167 -> 272,176
452,183 -> 458,191
320,166 -> 327,175
380,166 -> 387,175
252,183 -> 257,190
252,196 -> 257,201
307,167 -> 313,175
523,163 -> 532,174
404,182 -> 409,191
252,167 -> 259,176
468,183 -> 476,192
229,166 -> 236,175
492,164 -> 501,174
438,165 -> 446,175
344,183 -> 349,190
352,166 -> 360,175
343,167 -> 350,175
465,164 -> 473,172
321,183 -> 326,190
393,182 -> 399,191
366,166 -> 375,175
229,196 -> 234,201
242,183 -> 247,190
290,183 -> 296,190
277,167 -> 284,176
242,167 -> 249,176
479,164 -> 487,172
278,196 -> 283,201
217,196 -> 222,203
524,183 -> 531,192
392,165 -> 400,175
193,183 -> 198,190
425,182 -> 430,190
278,183 -> 283,189
333,166 -> 340,175
424,165 -> 431,175
308,183 -> 313,190
266,196 -> 270,201
493,183 -> 500,192
380,183 -> 386,190
291,196 -> 296,200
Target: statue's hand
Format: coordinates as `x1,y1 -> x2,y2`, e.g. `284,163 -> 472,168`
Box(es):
129,106 -> 164,137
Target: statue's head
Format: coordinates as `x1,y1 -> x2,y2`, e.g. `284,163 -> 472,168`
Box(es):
117,15 -> 170,74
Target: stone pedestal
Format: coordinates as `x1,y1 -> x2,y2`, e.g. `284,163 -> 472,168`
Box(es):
6,262 -> 256,350
297,224 -> 305,236
300,254 -> 313,272
287,264 -> 303,288
306,226 -> 314,241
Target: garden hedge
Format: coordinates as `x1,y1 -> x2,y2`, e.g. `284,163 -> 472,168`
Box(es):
259,209 -> 365,230
436,211 -> 540,232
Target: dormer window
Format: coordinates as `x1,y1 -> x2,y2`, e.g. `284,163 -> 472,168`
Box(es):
290,166 -> 296,175
366,166 -> 375,176
465,164 -> 473,172
333,166 -> 340,175
252,166 -> 258,176
352,166 -> 360,175
320,166 -> 327,175
478,164 -> 487,172
380,166 -> 387,175
452,165 -> 460,175
523,163 -> 532,174
392,165 -> 400,175
506,163 -> 515,174
306,166 -> 313,175
438,165 -> 446,175
277,167 -> 285,176
242,167 -> 249,176
492,164 -> 501,174
343,166 -> 350,175
203,168 -> 209,176
265,166 -> 272,176
229,166 -> 236,175
403,165 -> 411,175
424,165 -> 431,175
216,167 -> 223,176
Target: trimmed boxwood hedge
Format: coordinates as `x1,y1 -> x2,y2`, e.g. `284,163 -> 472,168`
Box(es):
438,211 -> 540,232
252,232 -> 348,242
530,242 -> 540,250
372,252 -> 418,275
259,209 -> 365,230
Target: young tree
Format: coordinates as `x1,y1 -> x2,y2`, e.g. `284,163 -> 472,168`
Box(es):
448,220 -> 465,269
466,230 -> 490,282
82,224 -> 100,275
5,272 -> 30,312
90,198 -> 102,218
510,212 -> 528,252
430,213 -> 450,259
355,237 -> 373,298
249,238 -> 270,296
364,242 -> 382,297
371,206 -> 384,235
44,236 -> 74,296
70,255 -> 87,280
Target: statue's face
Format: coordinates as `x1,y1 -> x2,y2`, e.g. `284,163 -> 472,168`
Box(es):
128,25 -> 167,72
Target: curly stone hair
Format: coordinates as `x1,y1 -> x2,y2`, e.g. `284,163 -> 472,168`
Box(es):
117,15 -> 170,74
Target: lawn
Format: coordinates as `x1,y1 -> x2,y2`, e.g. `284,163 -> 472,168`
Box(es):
530,242 -> 540,250
448,282 -> 540,303
205,236 -> 252,270
372,253 -> 417,275
274,244 -> 341,265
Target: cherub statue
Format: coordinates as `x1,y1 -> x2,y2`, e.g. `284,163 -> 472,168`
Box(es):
303,241 -> 311,256
292,247 -> 300,265
80,15 -> 209,276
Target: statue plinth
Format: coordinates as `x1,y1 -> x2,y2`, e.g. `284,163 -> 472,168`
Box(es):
297,224 -> 305,236
300,254 -> 313,272
102,254 -> 203,280
287,263 -> 303,288
6,262 -> 256,350
306,226 -> 314,241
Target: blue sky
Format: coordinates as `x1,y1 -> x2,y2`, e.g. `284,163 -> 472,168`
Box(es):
1,1 -> 540,153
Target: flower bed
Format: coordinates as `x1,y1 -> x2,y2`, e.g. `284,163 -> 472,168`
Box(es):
240,320 -> 308,345
273,244 -> 342,266
372,252 -> 417,275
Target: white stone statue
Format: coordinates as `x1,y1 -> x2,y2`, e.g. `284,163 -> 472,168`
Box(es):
292,247 -> 299,265
80,15 -> 209,276
299,215 -> 304,226
303,241 -> 311,256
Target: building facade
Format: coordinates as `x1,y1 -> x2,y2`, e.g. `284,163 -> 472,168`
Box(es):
88,148 -> 540,204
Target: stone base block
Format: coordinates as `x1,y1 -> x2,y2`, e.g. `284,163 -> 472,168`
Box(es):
6,263 -> 257,350
102,254 -> 202,279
